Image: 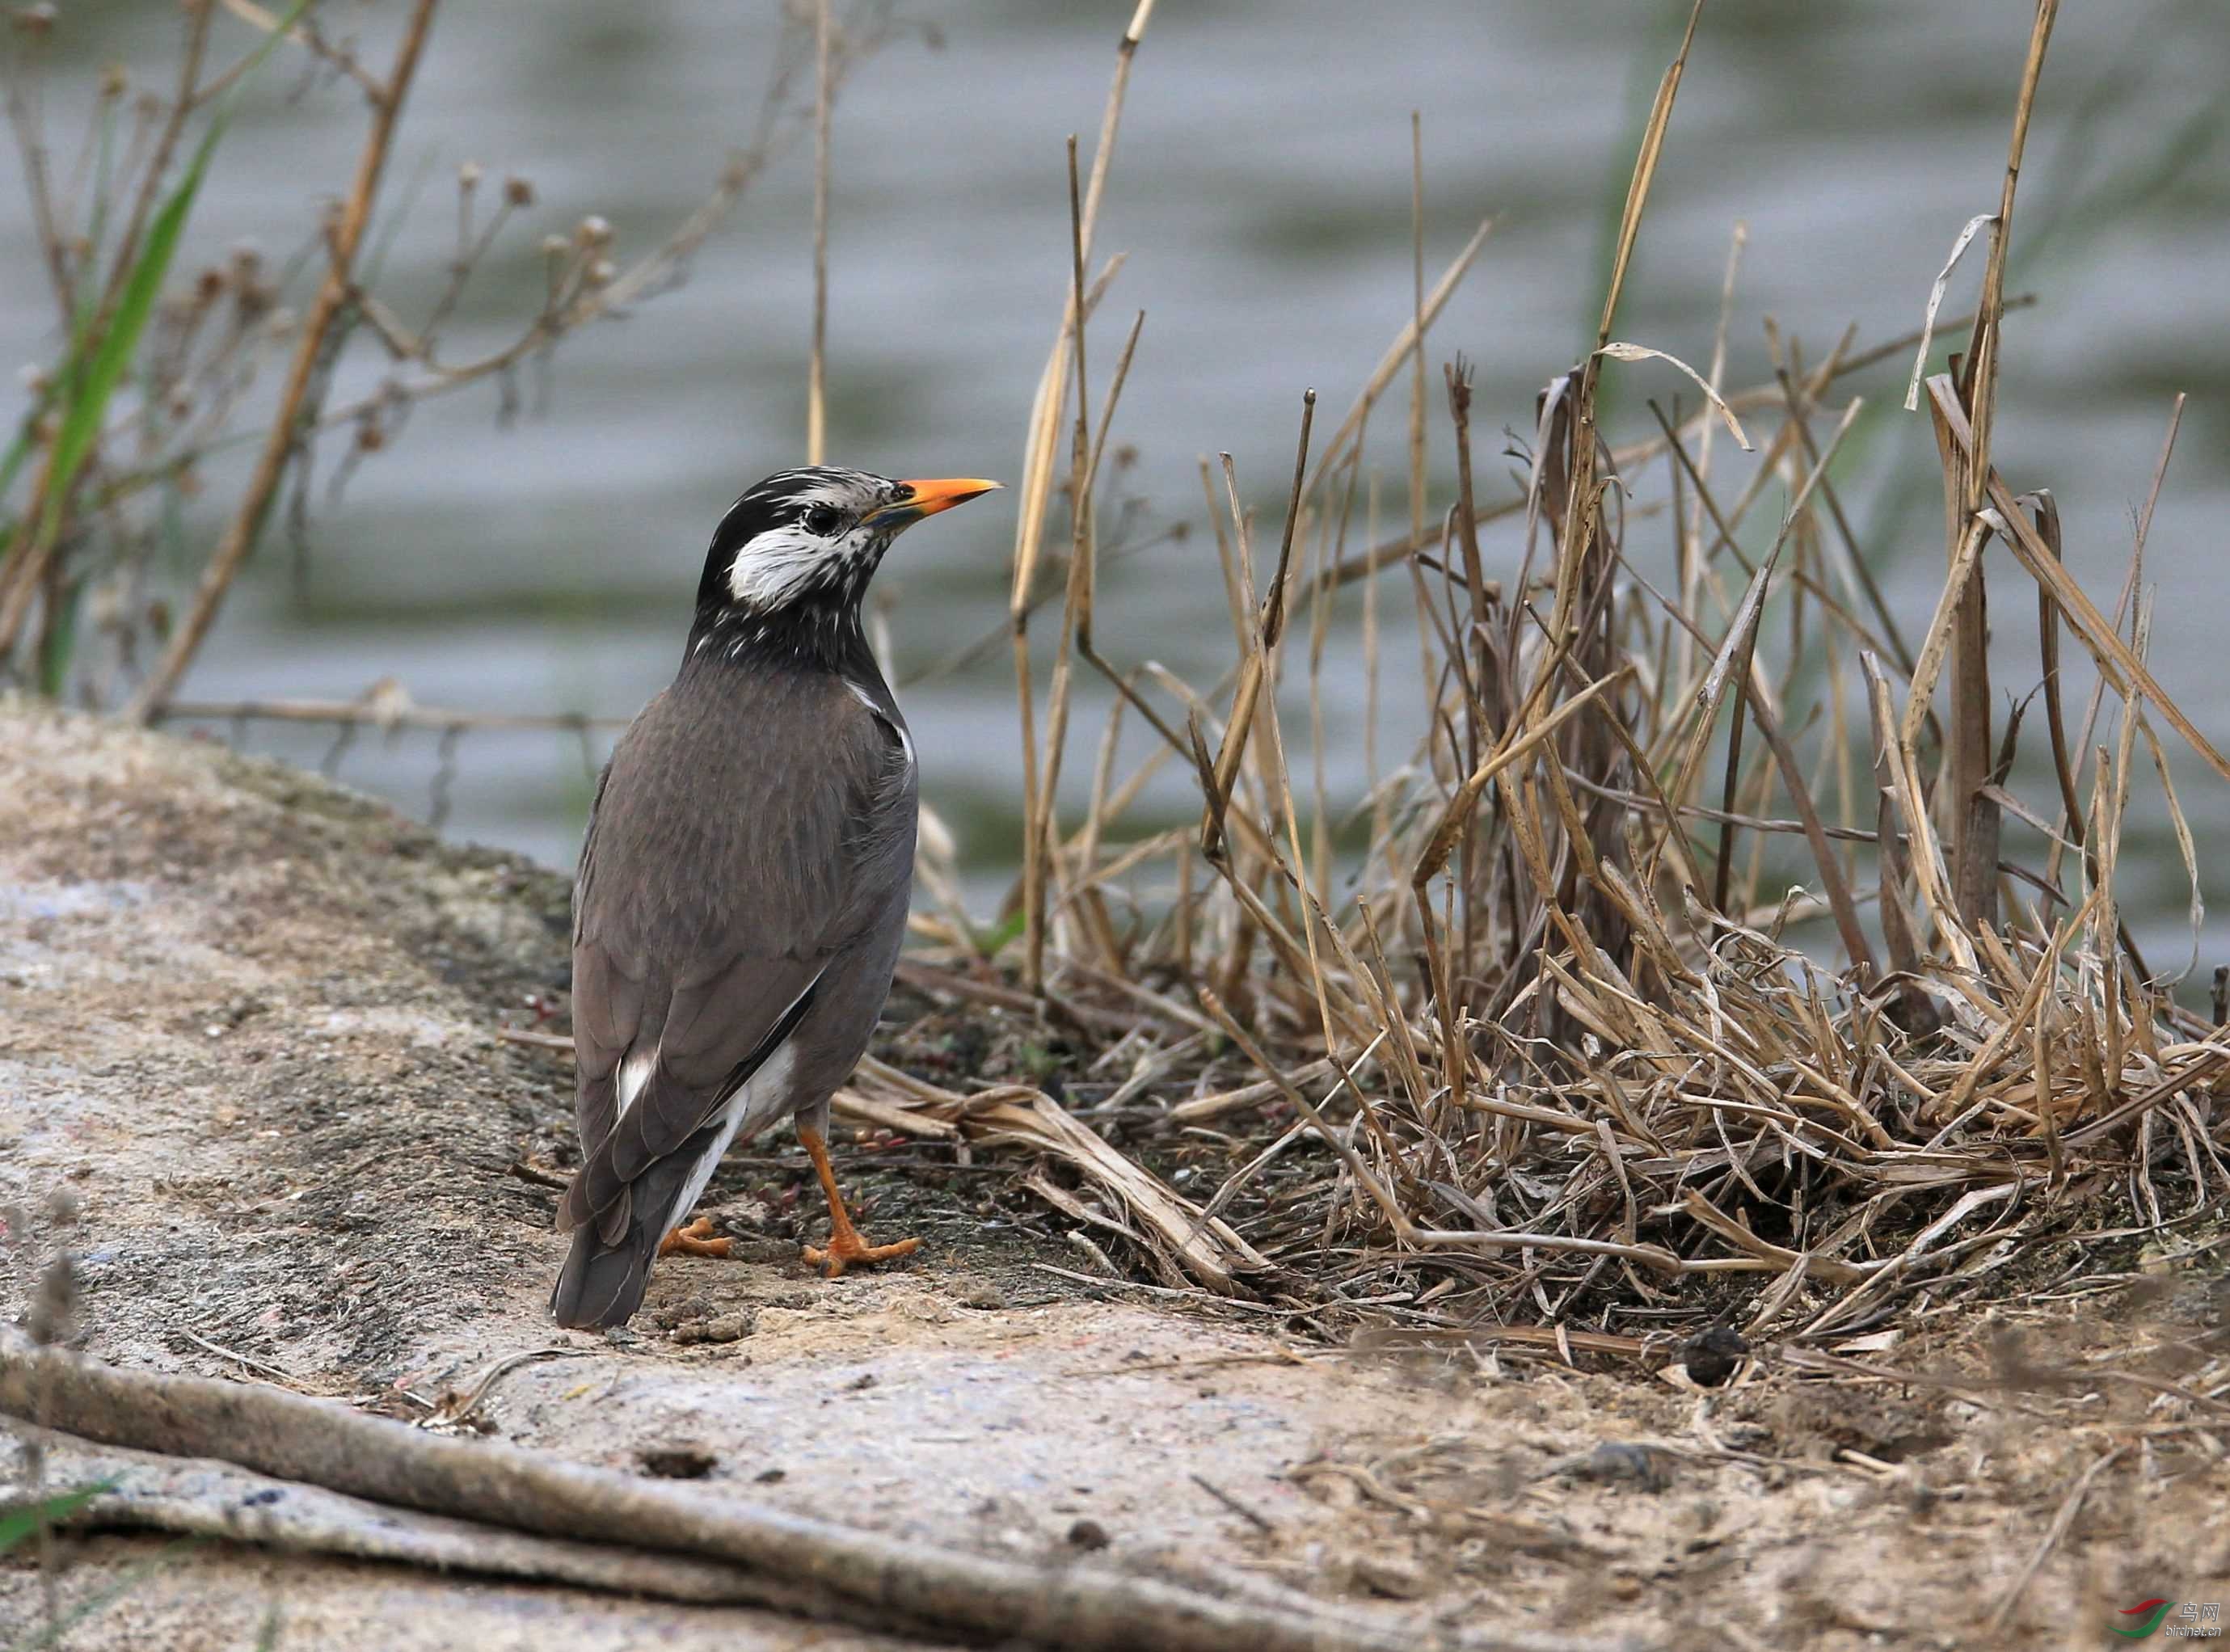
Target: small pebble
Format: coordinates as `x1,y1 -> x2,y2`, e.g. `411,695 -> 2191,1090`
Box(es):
1684,1325 -> 1750,1388
1353,1553 -> 1427,1599
638,1444 -> 718,1481
1572,1442 -> 1671,1492
669,1311 -> 755,1346
1066,1519 -> 1110,1551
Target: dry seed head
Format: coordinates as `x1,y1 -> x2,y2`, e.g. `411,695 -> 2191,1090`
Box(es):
458,160 -> 483,190
11,4 -> 56,36
504,175 -> 535,208
586,258 -> 616,288
538,234 -> 568,259
575,215 -> 613,250
28,1252 -> 77,1345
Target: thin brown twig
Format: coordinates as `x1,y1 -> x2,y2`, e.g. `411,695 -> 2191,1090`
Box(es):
806,0 -> 832,465
129,0 -> 442,723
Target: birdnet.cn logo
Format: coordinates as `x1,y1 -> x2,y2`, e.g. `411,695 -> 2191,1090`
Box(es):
2114,1599 -> 2223,1640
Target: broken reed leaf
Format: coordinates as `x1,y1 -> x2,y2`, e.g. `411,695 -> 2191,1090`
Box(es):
1903,211 -> 1998,411
1596,342 -> 1753,449
1899,508 -> 1992,755
1926,376 -> 2230,783
2134,709 -> 2204,981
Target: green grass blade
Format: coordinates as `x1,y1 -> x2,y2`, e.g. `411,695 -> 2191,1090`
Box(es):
5,1536 -> 204,1652
34,0 -> 318,554
0,1480 -> 118,1557
37,574 -> 87,696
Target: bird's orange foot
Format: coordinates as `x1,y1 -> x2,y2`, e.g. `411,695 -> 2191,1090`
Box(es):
657,1216 -> 732,1259
796,1122 -> 921,1279
802,1229 -> 921,1279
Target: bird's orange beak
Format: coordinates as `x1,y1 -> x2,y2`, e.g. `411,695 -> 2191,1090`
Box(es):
869,477 -> 1002,529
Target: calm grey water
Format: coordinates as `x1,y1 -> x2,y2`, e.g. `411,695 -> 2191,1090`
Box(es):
8,1 -> 2228,968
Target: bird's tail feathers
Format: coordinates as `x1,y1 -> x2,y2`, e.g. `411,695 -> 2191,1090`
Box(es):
549,1219 -> 659,1329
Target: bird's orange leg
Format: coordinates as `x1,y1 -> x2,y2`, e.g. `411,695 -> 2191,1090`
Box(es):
657,1216 -> 732,1258
798,1123 -> 920,1278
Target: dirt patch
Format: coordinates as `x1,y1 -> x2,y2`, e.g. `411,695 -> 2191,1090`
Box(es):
3,702 -> 2225,1650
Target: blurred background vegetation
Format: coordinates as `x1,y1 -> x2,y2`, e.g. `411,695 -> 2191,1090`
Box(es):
2,0 -> 2224,967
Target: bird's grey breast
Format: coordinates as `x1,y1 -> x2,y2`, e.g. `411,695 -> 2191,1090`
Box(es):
580,667 -> 913,962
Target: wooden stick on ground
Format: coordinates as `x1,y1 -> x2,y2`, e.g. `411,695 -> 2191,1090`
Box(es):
3,1432 -> 792,1610
1,1339 -> 1547,1652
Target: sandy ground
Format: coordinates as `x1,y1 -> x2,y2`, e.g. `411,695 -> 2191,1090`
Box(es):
2,700 -> 2225,1650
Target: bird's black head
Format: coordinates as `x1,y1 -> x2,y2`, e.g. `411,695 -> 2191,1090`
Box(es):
689,466 -> 999,672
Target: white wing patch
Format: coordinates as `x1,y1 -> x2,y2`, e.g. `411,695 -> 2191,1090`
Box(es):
847,681 -> 915,771
616,1047 -> 658,1118
652,965 -> 824,1235
662,1040 -> 799,1237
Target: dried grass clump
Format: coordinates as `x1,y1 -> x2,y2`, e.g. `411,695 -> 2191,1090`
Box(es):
883,0 -> 2228,1350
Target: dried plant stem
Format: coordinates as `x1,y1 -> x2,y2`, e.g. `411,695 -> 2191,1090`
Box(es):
1199,395 -> 1314,863
1928,379 -> 2230,783
1010,1 -> 1154,992
214,0 -> 385,99
1025,137 -> 1098,987
128,0 -> 442,723
155,694 -> 627,735
1406,114 -> 1427,593
1945,0 -> 2058,928
806,0 -> 832,465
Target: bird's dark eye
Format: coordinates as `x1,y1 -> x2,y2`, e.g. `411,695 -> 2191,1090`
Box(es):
802,504 -> 841,537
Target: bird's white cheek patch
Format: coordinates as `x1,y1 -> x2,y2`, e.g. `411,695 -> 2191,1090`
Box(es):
726,523 -> 875,610
725,524 -> 822,608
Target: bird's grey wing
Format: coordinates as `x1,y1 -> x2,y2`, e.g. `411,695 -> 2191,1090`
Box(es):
553,675 -> 913,1325
567,759 -> 627,1173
